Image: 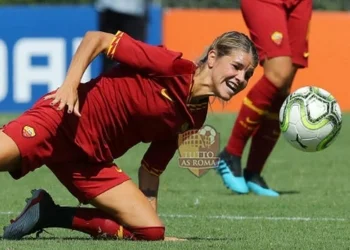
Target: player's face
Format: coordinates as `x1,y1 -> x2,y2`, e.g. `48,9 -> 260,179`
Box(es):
208,49 -> 255,101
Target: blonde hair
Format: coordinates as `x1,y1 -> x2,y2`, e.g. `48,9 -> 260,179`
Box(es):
197,31 -> 259,68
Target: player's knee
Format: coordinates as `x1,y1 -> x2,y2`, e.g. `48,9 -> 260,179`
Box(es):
131,226 -> 165,241
264,57 -> 296,88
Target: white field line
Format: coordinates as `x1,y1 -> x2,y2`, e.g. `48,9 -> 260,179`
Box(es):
160,214 -> 347,222
0,212 -> 15,215
0,211 -> 346,222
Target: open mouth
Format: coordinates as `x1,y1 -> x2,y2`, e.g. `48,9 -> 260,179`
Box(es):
225,80 -> 237,93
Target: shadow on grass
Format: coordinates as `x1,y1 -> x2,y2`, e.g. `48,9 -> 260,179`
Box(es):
0,236 -> 91,241
220,190 -> 301,196
276,190 -> 300,195
182,236 -> 232,241
1,236 -> 232,242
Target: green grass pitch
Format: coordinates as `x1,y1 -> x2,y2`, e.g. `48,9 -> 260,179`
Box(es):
0,113 -> 349,249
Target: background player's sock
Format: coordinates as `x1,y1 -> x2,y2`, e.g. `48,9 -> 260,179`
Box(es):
245,95 -> 287,174
226,75 -> 279,157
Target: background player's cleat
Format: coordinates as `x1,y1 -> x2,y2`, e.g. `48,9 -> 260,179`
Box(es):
215,149 -> 249,194
3,189 -> 56,240
244,170 -> 279,197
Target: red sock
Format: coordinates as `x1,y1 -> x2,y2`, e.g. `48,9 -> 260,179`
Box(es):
72,207 -> 134,239
226,75 -> 279,157
71,207 -> 165,240
245,95 -> 287,174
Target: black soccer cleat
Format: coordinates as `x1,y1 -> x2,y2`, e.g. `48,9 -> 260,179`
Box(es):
3,189 -> 57,240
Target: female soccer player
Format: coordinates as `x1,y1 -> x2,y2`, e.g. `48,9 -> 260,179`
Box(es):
216,0 -> 312,196
1,30 -> 258,240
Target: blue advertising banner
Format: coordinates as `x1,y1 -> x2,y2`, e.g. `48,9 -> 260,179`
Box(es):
0,4 -> 162,112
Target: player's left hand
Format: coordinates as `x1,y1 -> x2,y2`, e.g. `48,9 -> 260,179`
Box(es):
44,84 -> 81,117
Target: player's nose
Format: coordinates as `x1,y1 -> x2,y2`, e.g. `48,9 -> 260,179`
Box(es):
236,70 -> 245,83
235,71 -> 247,90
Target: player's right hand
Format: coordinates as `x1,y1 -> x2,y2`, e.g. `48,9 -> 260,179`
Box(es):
44,84 -> 81,117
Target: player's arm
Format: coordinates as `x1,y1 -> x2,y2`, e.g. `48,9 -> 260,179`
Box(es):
44,31 -> 115,114
106,31 -> 195,75
138,166 -> 160,212
55,30 -> 190,90
61,31 -> 115,90
138,138 -> 178,211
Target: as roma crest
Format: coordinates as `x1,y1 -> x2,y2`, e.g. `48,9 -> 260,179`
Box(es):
22,126 -> 36,138
177,125 -> 220,177
271,31 -> 283,45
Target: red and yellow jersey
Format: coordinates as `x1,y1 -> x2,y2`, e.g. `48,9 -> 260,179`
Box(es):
60,32 -> 208,175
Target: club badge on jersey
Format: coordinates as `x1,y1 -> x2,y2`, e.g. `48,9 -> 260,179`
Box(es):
271,31 -> 283,45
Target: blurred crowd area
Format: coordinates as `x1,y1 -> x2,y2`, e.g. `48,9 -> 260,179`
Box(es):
0,0 -> 350,11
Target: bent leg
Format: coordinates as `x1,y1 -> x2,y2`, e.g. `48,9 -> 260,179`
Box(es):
66,205 -> 164,240
70,179 -> 164,240
90,180 -> 163,228
48,162 -> 164,240
4,188 -> 164,240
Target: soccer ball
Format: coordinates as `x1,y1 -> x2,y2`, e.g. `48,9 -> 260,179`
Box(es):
279,86 -> 342,152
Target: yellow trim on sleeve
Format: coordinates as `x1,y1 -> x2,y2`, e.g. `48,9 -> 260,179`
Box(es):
106,31 -> 124,58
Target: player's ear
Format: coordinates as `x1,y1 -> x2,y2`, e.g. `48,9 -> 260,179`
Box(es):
207,50 -> 217,69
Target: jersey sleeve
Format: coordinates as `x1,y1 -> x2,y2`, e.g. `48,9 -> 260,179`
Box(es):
141,138 -> 178,176
106,31 -> 194,76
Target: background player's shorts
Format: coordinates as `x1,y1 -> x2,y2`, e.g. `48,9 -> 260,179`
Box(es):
2,99 -> 130,204
241,0 -> 312,68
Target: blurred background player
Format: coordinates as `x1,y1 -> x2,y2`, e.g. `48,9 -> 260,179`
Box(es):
95,0 -> 148,71
216,0 -> 313,196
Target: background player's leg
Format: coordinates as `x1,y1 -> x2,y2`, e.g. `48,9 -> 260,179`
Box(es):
226,1 -> 294,160
243,60 -> 297,195
244,92 -> 291,197
217,0 -> 291,195
287,0 -> 312,69
244,0 -> 312,196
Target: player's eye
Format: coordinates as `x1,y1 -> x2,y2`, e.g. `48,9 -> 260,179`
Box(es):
245,71 -> 253,81
231,64 -> 240,70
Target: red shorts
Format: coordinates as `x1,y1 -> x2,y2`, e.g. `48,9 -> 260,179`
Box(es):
49,162 -> 129,204
2,111 -> 130,204
241,0 -> 312,67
